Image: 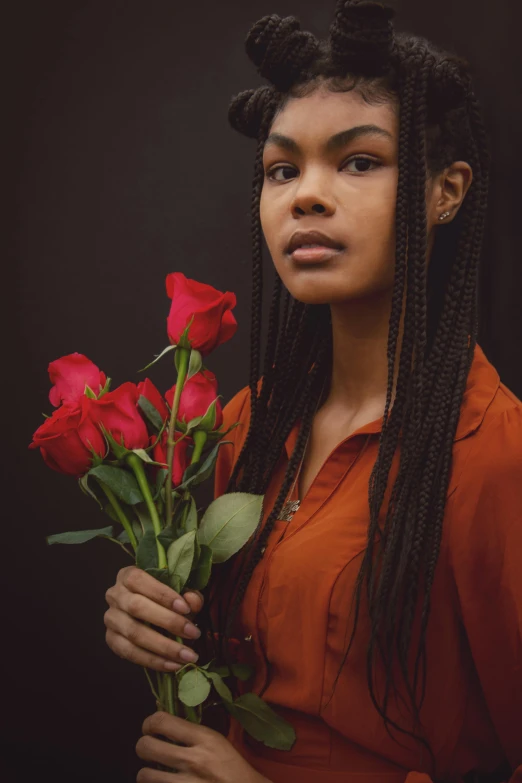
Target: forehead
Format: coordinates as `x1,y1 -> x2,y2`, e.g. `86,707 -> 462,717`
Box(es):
267,86 -> 398,145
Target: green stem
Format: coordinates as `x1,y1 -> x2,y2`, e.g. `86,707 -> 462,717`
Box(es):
165,347 -> 191,527
164,672 -> 175,714
126,453 -> 167,568
143,667 -> 160,703
96,480 -> 138,552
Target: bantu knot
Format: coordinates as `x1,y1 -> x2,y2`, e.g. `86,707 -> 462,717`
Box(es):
228,86 -> 276,138
245,14 -> 319,91
429,58 -> 472,113
329,0 -> 396,76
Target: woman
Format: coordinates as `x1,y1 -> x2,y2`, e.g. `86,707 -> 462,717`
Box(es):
103,2 -> 522,781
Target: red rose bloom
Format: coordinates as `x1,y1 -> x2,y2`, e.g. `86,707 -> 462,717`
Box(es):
29,398 -> 106,477
136,378 -> 168,422
48,353 -> 107,407
166,369 -> 223,430
152,431 -> 191,487
87,382 -> 149,451
165,272 -> 237,356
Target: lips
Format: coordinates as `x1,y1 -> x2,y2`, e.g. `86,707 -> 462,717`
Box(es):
286,229 -> 345,255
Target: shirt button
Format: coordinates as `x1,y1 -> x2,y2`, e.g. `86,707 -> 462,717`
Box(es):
244,634 -> 252,642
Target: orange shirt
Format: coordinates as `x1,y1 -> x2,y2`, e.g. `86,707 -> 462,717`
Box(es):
211,344 -> 522,783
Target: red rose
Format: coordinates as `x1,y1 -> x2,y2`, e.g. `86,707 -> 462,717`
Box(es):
166,369 -> 223,430
87,382 -> 149,451
136,378 -> 168,422
166,272 -> 237,356
152,431 -> 191,487
48,353 -> 107,407
29,398 -> 106,477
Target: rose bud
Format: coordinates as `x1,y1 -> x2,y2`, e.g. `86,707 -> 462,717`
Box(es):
166,369 -> 223,432
86,382 -> 149,451
165,272 -> 237,357
152,431 -> 191,487
29,398 -> 106,477
136,378 -> 169,422
48,353 -> 107,408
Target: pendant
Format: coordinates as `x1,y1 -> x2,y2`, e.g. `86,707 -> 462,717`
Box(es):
278,499 -> 301,522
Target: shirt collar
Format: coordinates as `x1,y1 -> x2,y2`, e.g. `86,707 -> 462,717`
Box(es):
284,343 -> 500,459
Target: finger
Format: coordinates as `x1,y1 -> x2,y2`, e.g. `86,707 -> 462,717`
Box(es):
118,592 -> 201,641
105,607 -> 199,663
105,609 -> 198,671
118,566 -> 192,614
105,627 -> 183,672
142,711 -> 209,748
181,589 -> 205,616
136,767 -> 191,782
136,735 -> 191,773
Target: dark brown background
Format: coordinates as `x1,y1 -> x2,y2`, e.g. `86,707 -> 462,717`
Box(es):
4,1 -> 520,781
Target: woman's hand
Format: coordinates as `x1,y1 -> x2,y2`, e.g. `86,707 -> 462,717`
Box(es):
135,711 -> 271,783
104,565 -> 205,672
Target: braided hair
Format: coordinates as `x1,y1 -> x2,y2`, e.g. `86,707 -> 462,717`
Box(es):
202,1 -> 490,774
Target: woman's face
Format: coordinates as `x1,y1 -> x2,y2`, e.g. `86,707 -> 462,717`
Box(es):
260,85 -> 401,305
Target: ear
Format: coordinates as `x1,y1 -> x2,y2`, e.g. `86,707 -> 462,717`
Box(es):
426,160 -> 473,227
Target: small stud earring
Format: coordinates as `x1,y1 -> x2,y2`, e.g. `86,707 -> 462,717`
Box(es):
439,211 -> 451,221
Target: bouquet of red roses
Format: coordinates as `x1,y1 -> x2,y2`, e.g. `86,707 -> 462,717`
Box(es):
30,271 -> 295,753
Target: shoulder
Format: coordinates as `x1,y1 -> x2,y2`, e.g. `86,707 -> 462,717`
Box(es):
445,384 -> 522,562
214,385 -> 252,498
451,380 -> 522,492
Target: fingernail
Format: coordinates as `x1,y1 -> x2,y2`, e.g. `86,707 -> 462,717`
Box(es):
180,648 -> 199,663
173,598 -> 191,614
184,622 -> 201,639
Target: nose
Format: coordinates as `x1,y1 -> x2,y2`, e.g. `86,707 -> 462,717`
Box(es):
291,175 -> 336,218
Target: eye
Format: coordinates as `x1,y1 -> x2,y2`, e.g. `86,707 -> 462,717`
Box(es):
265,164 -> 297,182
265,156 -> 382,182
342,156 -> 382,173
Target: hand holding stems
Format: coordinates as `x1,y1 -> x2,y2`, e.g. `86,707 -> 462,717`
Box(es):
135,711 -> 273,783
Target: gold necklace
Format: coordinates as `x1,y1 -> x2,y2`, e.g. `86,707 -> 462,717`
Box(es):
277,379 -> 327,523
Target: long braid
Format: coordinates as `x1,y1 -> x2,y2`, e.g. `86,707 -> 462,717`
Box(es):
216,3 -> 490,776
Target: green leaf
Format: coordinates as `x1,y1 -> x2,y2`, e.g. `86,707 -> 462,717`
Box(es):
196,398 -> 220,433
134,502 -> 155,533
98,425 -> 131,460
138,395 -> 165,432
170,573 -> 182,593
166,530 -> 196,592
204,671 -> 232,702
174,320 -> 195,353
144,567 -> 170,585
208,662 -> 254,682
177,668 -> 211,707
186,544 -> 213,591
179,441 -> 232,491
98,376 -> 112,398
184,496 -> 198,533
78,474 -> 103,509
47,526 -> 114,545
153,468 -> 169,501
84,384 -> 97,399
187,349 -> 202,380
157,526 -> 176,550
197,492 -> 264,564
117,517 -> 142,543
89,465 -> 143,505
136,529 -> 159,570
138,344 -> 176,373
223,693 -> 296,751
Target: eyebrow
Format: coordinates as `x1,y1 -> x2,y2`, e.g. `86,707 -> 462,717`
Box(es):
264,124 -> 393,154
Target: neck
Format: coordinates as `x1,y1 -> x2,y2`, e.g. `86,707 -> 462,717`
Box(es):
326,290 -> 405,414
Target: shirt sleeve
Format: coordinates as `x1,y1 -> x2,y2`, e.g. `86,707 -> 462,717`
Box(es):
447,404 -> 522,782
213,384 -> 251,499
